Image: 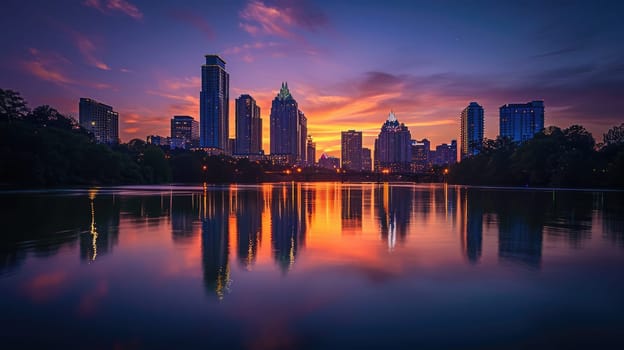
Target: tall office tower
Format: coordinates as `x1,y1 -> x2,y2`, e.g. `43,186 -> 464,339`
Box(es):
306,136 -> 316,167
341,130 -> 363,171
433,140 -> 458,166
200,55 -> 229,152
499,100 -> 545,143
461,102 -> 484,160
79,98 -> 119,144
254,104 -> 262,154
373,111 -> 412,172
270,82 -> 306,164
235,94 -> 262,155
411,138 -> 431,173
361,148 -> 372,172
171,115 -> 199,149
298,110 -> 307,165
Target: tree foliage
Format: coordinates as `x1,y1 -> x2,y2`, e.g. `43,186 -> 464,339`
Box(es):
449,125 -> 624,188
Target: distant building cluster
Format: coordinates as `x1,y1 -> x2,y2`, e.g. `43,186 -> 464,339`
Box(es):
77,54 -> 545,174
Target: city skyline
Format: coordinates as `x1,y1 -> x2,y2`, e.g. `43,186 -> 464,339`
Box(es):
2,1 -> 623,158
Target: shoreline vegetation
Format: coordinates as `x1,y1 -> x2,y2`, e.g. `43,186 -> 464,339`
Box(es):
2,88 -> 623,189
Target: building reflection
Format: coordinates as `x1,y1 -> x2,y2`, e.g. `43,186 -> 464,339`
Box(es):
236,189 -> 263,269
79,189 -> 120,263
200,189 -> 230,299
460,189 -> 482,264
171,194 -> 201,244
271,183 -> 307,272
491,192 -> 544,269
376,183 -> 413,250
341,186 -> 362,233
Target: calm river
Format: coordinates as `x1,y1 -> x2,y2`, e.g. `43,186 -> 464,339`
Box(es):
1,183 -> 623,349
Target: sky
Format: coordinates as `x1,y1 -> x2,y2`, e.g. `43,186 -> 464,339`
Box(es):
1,0 -> 623,157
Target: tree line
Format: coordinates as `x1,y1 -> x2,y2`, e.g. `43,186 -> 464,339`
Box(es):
448,124 -> 624,188
3,88 -> 623,188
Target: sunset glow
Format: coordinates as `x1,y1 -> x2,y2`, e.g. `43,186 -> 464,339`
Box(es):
2,1 -> 623,157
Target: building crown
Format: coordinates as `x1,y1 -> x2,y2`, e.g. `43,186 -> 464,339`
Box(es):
388,110 -> 397,122
278,81 -> 292,100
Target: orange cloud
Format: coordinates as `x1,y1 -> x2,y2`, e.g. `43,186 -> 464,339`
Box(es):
22,48 -> 112,89
239,0 -> 328,40
72,32 -> 111,71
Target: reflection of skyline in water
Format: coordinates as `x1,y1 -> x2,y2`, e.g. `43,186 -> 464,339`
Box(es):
460,189 -> 483,264
171,194 -> 202,244
376,184 -> 413,250
79,189 -> 120,262
1,184 -> 623,281
235,189 -> 263,269
200,190 -> 230,299
342,187 -> 362,233
271,184 -> 308,273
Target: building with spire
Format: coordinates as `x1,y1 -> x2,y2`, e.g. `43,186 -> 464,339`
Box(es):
200,55 -> 229,152
374,111 -> 412,173
270,82 -> 307,165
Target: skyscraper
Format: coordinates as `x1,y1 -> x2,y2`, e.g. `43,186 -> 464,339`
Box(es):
306,136 -> 316,167
362,148 -> 372,172
298,110 -> 308,165
270,82 -> 306,164
341,130 -> 363,171
235,94 -> 262,155
171,115 -> 199,149
499,100 -> 545,143
200,55 -> 229,152
432,140 -> 457,166
374,111 -> 412,172
461,102 -> 484,160
411,138 -> 431,173
79,97 -> 119,144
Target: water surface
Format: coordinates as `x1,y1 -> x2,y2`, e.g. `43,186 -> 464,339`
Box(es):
1,183 -> 623,349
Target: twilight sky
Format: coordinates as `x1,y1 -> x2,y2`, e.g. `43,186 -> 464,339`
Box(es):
1,0 -> 623,156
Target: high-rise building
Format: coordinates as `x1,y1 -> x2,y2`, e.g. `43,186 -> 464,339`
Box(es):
461,102 -> 484,160
411,138 -> 431,173
171,115 -> 199,149
432,140 -> 457,166
374,111 -> 412,172
362,148 -> 372,172
270,82 -> 306,165
341,130 -> 363,171
79,98 -> 119,144
306,136 -> 316,167
298,110 -> 308,165
499,101 -> 545,143
200,55 -> 229,152
235,94 -> 262,155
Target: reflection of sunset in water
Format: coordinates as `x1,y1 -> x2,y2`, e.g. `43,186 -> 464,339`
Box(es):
1,184 -> 623,349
